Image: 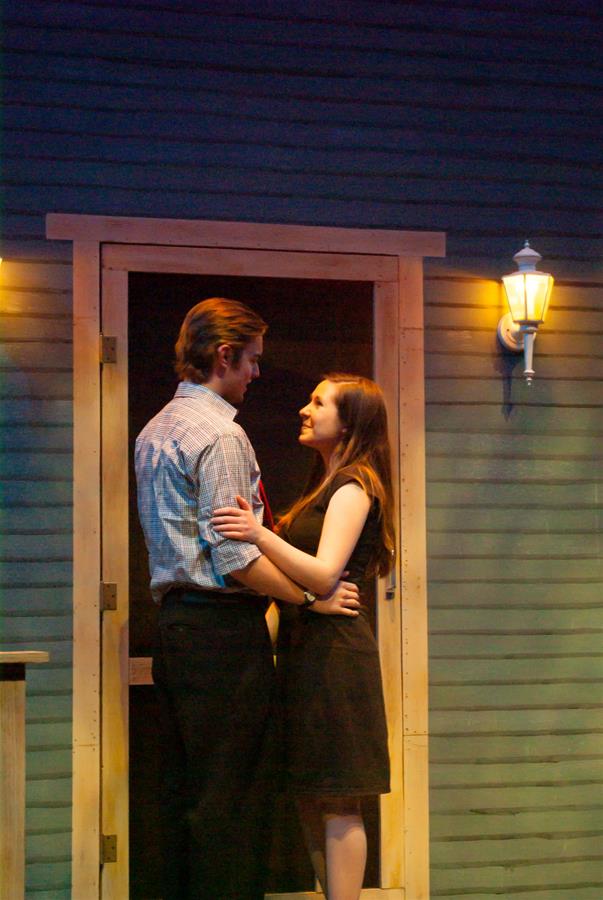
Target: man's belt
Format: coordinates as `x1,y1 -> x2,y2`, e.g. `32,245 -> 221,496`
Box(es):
163,586 -> 266,609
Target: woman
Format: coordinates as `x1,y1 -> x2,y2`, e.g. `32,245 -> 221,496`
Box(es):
212,373 -> 395,900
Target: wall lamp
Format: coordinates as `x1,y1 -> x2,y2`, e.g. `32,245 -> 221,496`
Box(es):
497,241 -> 554,386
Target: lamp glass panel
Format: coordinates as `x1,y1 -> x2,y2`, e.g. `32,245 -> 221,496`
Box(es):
503,272 -> 553,324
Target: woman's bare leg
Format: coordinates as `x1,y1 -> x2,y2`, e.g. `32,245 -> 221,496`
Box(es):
295,796 -> 327,894
297,796 -> 367,899
324,799 -> 366,900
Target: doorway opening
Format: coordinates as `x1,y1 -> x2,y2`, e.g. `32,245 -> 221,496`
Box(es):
127,273 -> 378,895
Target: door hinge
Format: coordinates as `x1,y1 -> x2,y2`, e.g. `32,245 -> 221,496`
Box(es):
100,833 -> 118,864
100,334 -> 117,364
100,582 -> 117,612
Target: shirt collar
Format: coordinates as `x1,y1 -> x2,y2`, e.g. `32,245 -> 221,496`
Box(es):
175,381 -> 237,421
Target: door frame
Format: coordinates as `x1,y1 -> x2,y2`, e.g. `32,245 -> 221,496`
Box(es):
46,214 -> 445,899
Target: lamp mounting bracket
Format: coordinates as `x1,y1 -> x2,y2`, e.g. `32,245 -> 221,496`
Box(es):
497,312 -> 532,352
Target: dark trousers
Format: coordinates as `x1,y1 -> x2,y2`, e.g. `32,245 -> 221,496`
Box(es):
152,593 -> 277,900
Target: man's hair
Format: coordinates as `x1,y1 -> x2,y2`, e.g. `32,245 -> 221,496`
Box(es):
174,297 -> 268,383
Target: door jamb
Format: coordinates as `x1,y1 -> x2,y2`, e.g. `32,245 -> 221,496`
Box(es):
46,214 -> 445,900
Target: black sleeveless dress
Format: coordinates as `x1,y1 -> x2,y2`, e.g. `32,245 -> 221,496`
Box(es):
277,474 -> 390,796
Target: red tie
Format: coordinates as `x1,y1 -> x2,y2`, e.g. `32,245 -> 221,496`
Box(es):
258,480 -> 275,532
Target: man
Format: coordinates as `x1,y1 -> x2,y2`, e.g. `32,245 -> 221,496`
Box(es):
135,297 -> 359,899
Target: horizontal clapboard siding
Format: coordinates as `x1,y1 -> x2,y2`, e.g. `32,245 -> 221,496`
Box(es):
0,257 -> 73,896
1,0 -> 601,896
425,270 -> 603,898
2,0 -> 602,266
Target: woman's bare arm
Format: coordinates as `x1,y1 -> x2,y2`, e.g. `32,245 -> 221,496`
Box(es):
212,482 -> 370,595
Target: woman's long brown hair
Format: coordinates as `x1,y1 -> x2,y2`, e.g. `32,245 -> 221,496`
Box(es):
277,373 -> 396,577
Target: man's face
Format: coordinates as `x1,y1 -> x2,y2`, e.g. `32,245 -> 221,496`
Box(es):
222,335 -> 263,406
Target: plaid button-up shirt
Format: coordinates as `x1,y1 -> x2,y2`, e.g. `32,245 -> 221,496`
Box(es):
135,382 -> 263,602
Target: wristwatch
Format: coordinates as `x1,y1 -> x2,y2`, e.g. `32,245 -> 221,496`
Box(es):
302,589 -> 317,608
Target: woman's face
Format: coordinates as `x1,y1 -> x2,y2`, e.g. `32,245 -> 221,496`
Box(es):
299,380 -> 344,458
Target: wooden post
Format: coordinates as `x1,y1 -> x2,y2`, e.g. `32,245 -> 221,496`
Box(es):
0,651 -> 49,900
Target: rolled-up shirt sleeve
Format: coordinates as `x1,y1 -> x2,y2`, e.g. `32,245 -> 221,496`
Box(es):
196,431 -> 263,577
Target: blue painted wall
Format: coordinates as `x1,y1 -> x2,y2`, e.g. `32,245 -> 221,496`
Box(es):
1,1 -> 601,896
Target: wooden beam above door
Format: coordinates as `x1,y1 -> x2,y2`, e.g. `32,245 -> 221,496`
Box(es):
46,213 -> 446,259
102,244 -> 399,281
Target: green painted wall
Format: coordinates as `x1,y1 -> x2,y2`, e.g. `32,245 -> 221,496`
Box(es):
0,261 -> 73,897
425,275 -> 603,897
